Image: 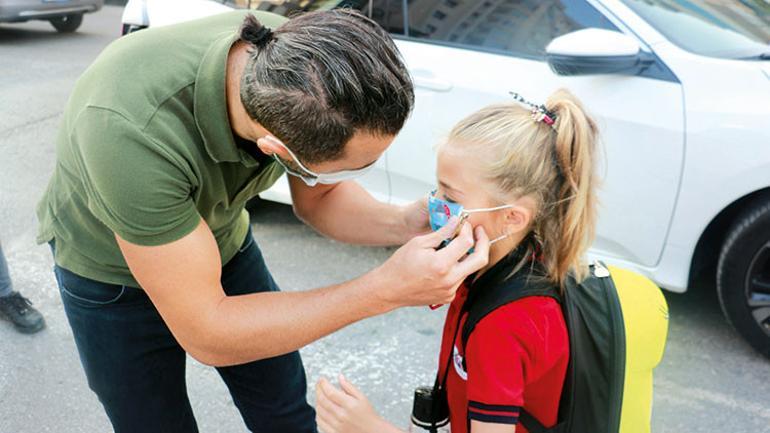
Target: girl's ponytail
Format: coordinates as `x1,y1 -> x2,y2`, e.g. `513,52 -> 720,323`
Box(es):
545,90 -> 599,286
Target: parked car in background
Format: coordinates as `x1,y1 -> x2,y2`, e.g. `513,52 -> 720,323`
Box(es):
0,0 -> 103,32
122,0 -> 770,358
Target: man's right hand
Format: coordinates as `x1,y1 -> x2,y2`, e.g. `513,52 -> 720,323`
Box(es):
372,216 -> 490,309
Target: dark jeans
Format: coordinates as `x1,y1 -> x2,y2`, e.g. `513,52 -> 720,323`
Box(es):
0,241 -> 13,297
52,231 -> 316,433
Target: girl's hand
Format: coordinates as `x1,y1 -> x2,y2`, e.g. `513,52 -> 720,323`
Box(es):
315,375 -> 403,433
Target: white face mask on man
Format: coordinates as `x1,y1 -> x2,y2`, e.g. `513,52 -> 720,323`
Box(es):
268,136 -> 376,187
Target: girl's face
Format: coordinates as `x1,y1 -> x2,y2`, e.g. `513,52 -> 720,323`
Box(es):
435,142 -> 535,257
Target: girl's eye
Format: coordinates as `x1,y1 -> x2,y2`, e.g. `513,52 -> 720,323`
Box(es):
443,195 -> 458,204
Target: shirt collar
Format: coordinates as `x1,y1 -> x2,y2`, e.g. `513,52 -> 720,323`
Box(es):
465,236 -> 543,292
194,31 -> 261,167
461,241 -> 553,315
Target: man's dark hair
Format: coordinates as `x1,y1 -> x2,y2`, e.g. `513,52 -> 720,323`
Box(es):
239,9 -> 415,164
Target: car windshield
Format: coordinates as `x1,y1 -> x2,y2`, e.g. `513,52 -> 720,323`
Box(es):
620,0 -> 770,60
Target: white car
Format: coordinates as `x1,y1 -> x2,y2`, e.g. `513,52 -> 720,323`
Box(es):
122,0 -> 770,357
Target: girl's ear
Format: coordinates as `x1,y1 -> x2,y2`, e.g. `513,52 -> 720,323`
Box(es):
503,202 -> 534,236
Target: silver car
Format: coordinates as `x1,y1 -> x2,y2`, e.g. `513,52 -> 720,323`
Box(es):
0,0 -> 103,33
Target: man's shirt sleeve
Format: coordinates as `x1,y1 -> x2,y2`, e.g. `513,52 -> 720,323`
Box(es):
71,107 -> 201,246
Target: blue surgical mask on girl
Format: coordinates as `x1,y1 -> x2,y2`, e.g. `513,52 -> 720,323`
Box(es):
428,190 -> 513,247
269,135 -> 377,187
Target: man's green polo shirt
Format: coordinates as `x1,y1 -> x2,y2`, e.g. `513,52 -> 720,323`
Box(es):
36,10 -> 287,288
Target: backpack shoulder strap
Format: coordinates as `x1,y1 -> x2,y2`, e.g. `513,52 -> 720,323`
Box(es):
519,410 -> 553,433
460,274 -> 560,355
460,274 -> 561,433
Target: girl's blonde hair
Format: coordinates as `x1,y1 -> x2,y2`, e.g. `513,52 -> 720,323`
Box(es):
445,89 -> 598,288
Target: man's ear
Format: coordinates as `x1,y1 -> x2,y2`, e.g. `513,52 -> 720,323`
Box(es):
256,135 -> 289,159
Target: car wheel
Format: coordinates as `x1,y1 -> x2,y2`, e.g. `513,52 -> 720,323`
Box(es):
717,200 -> 770,358
49,13 -> 83,33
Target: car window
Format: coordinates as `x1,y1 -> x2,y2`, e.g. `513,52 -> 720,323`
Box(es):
360,0 -> 407,35
222,1 -> 354,14
620,0 -> 770,60
221,0 -> 406,33
405,0 -> 619,59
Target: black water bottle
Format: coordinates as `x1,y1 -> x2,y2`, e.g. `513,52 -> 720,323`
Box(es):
409,386 -> 450,433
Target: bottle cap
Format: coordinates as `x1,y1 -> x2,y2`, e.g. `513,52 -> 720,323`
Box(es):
411,386 -> 449,430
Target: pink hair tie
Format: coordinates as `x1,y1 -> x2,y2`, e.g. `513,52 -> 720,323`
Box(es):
510,91 -> 558,130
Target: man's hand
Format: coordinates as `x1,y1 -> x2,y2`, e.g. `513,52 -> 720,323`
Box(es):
372,216 -> 490,309
399,195 -> 430,241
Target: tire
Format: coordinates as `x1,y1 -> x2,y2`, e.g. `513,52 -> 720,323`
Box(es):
717,200 -> 770,359
49,13 -> 83,33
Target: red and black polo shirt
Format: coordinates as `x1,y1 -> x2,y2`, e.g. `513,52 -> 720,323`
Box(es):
436,277 -> 569,433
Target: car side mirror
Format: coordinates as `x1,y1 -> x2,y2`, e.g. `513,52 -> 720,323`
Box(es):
546,28 -> 654,76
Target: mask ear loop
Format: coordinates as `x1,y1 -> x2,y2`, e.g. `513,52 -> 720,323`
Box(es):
489,234 -> 509,245
269,136 -> 322,178
462,204 -> 514,214
271,153 -> 319,186
273,136 -> 380,184
463,205 -> 515,245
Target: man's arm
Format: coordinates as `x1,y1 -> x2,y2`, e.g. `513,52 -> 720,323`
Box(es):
289,176 -> 428,247
117,217 -> 488,367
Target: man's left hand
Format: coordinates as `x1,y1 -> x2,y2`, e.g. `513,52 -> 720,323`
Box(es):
400,196 -> 430,242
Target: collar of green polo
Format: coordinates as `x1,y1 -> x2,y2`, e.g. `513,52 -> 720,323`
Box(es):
194,30 -> 258,167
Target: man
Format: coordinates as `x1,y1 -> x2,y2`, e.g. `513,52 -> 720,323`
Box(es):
37,8 -> 489,433
0,241 -> 45,334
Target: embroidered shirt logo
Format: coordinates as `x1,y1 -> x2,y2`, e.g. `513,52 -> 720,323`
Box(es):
453,345 -> 468,380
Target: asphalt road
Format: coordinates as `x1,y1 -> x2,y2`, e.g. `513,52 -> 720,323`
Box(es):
1,6 -> 769,433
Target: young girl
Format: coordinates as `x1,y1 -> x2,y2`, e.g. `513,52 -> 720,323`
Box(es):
315,88 -> 599,433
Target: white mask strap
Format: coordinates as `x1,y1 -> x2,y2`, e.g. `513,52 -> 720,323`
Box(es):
489,234 -> 509,245
272,135 -> 378,185
271,136 -> 321,178
463,204 -> 514,214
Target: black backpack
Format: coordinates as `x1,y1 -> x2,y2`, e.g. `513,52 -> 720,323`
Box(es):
460,260 -> 626,433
